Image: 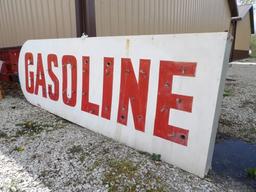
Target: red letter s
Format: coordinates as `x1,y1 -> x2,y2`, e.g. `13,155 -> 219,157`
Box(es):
48,54 -> 59,101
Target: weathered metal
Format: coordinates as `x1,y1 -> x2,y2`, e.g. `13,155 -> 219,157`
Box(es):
18,33 -> 231,177
0,48 -> 20,81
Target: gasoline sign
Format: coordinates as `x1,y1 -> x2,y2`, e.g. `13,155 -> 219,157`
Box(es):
18,33 -> 231,177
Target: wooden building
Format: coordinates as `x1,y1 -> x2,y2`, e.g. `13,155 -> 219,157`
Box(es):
0,0 -> 77,48
0,0 -> 242,59
93,0 -> 236,36
232,5 -> 255,60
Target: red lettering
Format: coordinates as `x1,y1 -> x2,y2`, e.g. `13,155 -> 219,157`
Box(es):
24,51 -> 199,146
62,55 -> 77,107
81,56 -> 99,115
35,53 -> 47,98
47,54 -> 59,101
153,61 -> 196,146
117,58 -> 150,132
25,52 -> 34,94
101,57 -> 114,120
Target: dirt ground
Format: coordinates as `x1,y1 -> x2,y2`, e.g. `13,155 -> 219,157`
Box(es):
218,64 -> 256,144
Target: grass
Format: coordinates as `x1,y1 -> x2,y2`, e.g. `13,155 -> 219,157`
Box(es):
67,145 -> 88,163
103,159 -> 167,192
250,35 -> 256,58
68,145 -> 84,154
15,120 -> 57,137
13,146 -> 24,152
15,121 -> 46,137
150,153 -> 161,161
103,160 -> 138,191
87,159 -> 103,172
0,130 -> 8,139
223,89 -> 232,97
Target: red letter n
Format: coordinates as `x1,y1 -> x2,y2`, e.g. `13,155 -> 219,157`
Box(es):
154,61 -> 196,146
117,58 -> 150,132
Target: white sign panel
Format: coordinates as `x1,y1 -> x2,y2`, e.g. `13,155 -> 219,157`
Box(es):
18,33 -> 231,177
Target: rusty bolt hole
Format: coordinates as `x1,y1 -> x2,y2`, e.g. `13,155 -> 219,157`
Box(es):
121,115 -> 125,120
180,135 -> 186,140
164,82 -> 170,88
106,62 -> 111,67
176,98 -> 182,104
181,67 -> 186,74
138,115 -> 143,119
125,69 -> 130,73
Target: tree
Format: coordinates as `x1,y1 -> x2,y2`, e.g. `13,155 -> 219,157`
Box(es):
239,0 -> 256,5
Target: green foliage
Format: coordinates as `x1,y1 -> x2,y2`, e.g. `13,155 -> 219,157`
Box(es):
250,35 -> 256,58
103,159 -> 167,192
223,90 -> 232,97
247,168 -> 256,179
239,0 -> 256,5
15,121 -> 46,136
150,153 -> 161,161
67,145 -> 88,163
103,160 -> 137,191
14,146 -> 25,152
68,145 -> 84,155
15,119 -> 63,137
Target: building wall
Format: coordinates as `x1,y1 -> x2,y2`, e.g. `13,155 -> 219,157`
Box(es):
0,0 -> 77,48
235,13 -> 251,51
95,0 -> 232,36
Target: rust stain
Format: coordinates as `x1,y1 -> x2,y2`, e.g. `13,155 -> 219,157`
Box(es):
125,38 -> 130,56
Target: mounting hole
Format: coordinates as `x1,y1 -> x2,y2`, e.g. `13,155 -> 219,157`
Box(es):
176,98 -> 182,104
164,82 -> 170,88
180,135 -> 186,140
89,110 -> 95,114
121,115 -> 125,120
106,62 -> 111,67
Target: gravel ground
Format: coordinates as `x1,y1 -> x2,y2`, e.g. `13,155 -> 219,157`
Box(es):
218,64 -> 256,143
0,64 -> 255,192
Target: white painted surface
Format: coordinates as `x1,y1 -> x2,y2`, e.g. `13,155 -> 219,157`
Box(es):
230,61 -> 256,65
18,33 -> 231,177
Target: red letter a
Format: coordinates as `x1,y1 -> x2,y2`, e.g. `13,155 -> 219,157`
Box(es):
35,53 -> 47,98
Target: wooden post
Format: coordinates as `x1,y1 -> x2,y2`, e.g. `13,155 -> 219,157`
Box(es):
0,84 -> 4,100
